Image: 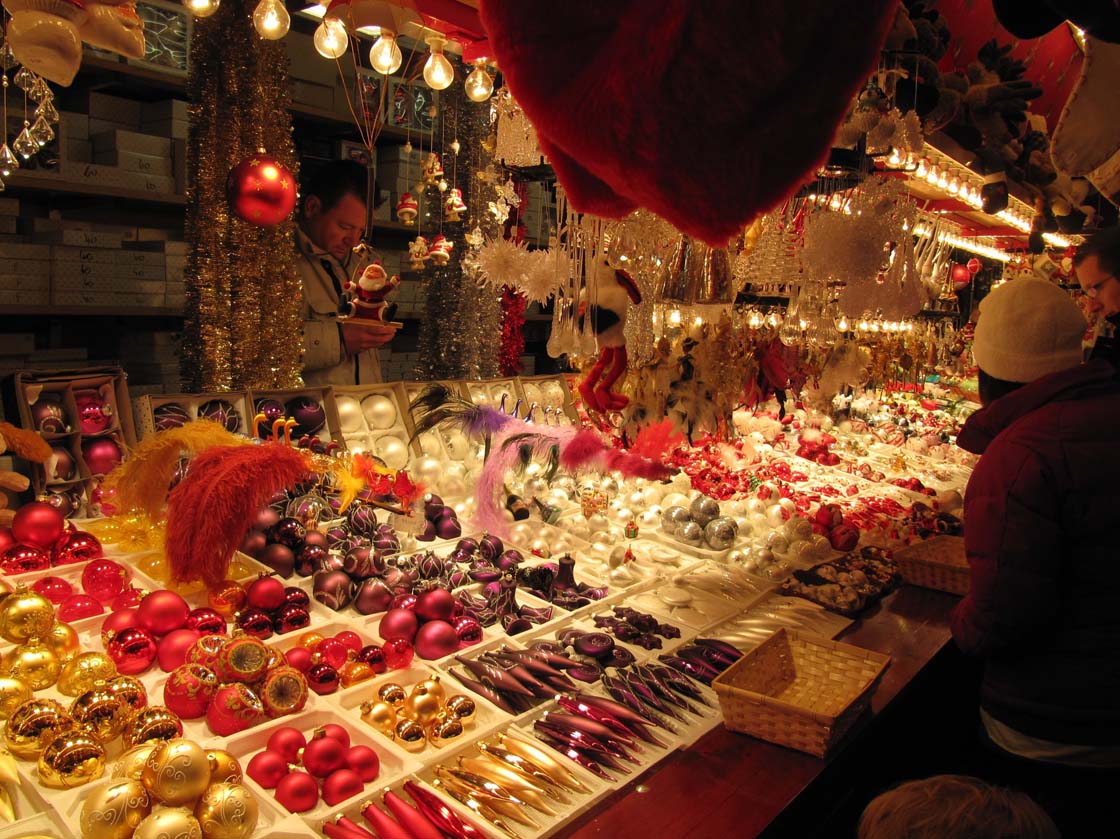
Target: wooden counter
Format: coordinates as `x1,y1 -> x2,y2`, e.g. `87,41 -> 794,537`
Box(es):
559,586 -> 963,839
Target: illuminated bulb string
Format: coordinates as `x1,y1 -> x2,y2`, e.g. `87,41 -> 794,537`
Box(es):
912,225 -> 1012,262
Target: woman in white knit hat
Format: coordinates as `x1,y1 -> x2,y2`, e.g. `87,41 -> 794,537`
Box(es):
951,276 -> 1120,837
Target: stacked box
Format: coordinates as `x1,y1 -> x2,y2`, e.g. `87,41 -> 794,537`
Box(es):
140,99 -> 188,139
58,129 -> 178,194
0,243 -> 50,306
134,391 -> 253,439
49,246 -> 167,308
121,331 -> 181,389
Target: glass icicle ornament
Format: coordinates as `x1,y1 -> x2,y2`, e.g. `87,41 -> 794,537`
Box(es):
13,122 -> 37,159
0,43 -> 16,71
0,144 -> 18,176
12,67 -> 34,92
30,115 -> 52,146
28,77 -> 49,103
35,98 -> 59,123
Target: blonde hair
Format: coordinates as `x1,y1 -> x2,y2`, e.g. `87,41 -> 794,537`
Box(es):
858,775 -> 1061,839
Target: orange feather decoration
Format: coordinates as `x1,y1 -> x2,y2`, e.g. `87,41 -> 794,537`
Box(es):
165,443 -> 311,587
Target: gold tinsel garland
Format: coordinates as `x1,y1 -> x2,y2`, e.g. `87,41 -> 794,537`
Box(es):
181,0 -> 303,391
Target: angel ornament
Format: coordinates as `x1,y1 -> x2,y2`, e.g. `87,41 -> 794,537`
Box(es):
578,256 -> 643,413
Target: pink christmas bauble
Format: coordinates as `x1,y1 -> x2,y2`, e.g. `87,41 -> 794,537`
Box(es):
137,590 -> 190,636
81,558 -> 131,603
53,531 -> 104,566
157,628 -> 203,672
81,437 -> 124,476
10,502 -> 65,549
58,593 -> 105,622
75,389 -> 112,434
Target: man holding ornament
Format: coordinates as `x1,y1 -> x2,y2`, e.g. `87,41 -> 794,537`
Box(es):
1075,226 -> 1120,366
298,160 -> 394,385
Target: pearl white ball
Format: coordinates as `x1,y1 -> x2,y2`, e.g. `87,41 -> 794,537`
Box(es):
766,532 -> 789,553
734,517 -> 753,536
443,431 -> 470,460
642,486 -> 664,505
638,510 -> 660,528
530,538 -> 551,558
418,432 -> 444,458
415,456 -> 442,485
336,396 -> 364,433
345,434 -> 371,455
784,517 -> 813,542
755,548 -> 775,566
766,504 -> 787,529
613,507 -> 634,524
663,492 -> 690,509
361,394 -> 398,429
746,498 -> 766,516
377,435 -> 409,470
587,514 -> 611,534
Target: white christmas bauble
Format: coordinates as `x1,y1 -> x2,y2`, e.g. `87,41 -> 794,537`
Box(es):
613,507 -> 634,524
778,497 -> 796,513
552,536 -> 572,552
345,434 -> 370,455
755,548 -> 775,566
727,549 -> 749,565
766,532 -> 789,553
530,538 -> 551,557
638,510 -> 660,528
742,556 -> 761,573
784,517 -> 813,542
454,502 -> 469,517
377,435 -> 409,469
510,523 -> 532,543
662,492 -> 689,509
642,486 -> 663,505
794,541 -> 817,561
415,456 -> 442,485
627,490 -> 646,509
569,524 -> 591,541
810,534 -> 832,556
670,473 -> 691,492
336,396 -> 364,433
440,477 -> 466,500
746,498 -> 766,516
525,478 -> 548,497
734,517 -> 753,537
443,431 -> 469,460
361,394 -> 398,429
587,514 -> 611,534
766,504 -> 787,529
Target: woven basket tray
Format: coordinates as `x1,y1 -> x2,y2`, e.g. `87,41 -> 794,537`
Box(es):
712,629 -> 891,758
893,535 -> 968,595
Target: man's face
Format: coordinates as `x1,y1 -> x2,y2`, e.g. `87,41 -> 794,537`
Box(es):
1077,254 -> 1120,319
302,193 -> 366,261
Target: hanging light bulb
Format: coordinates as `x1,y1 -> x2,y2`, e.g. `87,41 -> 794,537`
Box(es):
836,316 -> 849,332
369,31 -> 402,75
464,60 -> 493,102
183,0 -> 220,18
253,0 -> 289,39
423,34 -> 454,90
313,18 -> 348,59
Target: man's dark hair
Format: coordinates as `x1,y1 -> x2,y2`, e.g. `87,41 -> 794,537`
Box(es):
978,368 -> 1024,406
303,159 -> 369,212
1073,225 -> 1120,276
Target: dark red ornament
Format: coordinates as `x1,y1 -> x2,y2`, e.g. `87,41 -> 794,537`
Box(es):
356,645 -> 386,674
453,615 -> 484,647
235,608 -> 274,639
260,543 -> 295,578
246,575 -> 286,612
185,607 -> 227,635
53,531 -> 104,566
283,587 -> 310,610
306,662 -> 340,695
272,604 -> 311,634
295,544 -> 327,577
0,543 -> 51,575
390,593 -> 417,611
226,153 -> 297,227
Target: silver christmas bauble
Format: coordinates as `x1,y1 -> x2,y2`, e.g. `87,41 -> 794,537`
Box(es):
689,495 -> 721,527
361,394 -> 398,429
676,521 -> 703,546
661,506 -> 691,535
704,517 -> 738,551
336,396 -> 364,433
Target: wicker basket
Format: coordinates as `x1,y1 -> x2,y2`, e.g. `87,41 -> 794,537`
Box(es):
893,535 -> 969,595
712,629 -> 891,757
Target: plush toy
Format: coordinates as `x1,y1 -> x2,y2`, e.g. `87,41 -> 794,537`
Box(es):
0,422 -> 51,526
577,257 -> 642,413
340,261 -> 401,326
1,0 -> 145,86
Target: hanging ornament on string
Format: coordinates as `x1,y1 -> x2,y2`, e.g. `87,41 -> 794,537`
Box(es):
226,149 -> 297,226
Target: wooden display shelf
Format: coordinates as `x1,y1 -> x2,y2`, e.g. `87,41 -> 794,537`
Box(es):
5,172 -> 187,205
2,305 -> 185,317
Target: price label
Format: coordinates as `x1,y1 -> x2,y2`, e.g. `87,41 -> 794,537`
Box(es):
389,512 -> 424,535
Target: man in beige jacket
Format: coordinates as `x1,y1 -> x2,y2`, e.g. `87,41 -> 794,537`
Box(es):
298,160 -> 395,385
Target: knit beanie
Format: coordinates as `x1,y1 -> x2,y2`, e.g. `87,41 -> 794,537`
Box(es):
972,278 -> 1086,383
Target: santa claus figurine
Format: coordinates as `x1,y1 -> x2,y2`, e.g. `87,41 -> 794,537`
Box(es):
340,261 -> 401,325
578,257 -> 642,412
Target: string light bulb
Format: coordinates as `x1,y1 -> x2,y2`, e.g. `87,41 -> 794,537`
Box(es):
464,60 -> 494,102
183,0 -> 220,17
423,34 -> 454,90
313,18 -> 348,59
252,0 -> 289,39
369,31 -> 402,75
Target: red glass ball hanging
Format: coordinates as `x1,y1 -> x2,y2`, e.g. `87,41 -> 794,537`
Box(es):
226,153 -> 297,227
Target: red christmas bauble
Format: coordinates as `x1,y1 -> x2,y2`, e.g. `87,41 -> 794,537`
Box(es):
235,608 -> 274,640
226,154 -> 297,227
185,607 -> 226,636
11,502 -> 65,549
163,663 -> 218,719
106,626 -> 159,675
272,604 -> 310,635
0,543 -> 51,575
382,637 -> 414,670
32,575 -> 73,604
951,263 -> 972,290
81,558 -> 130,603
206,682 -> 264,736
185,634 -> 229,671
137,590 -> 190,636
53,531 -> 104,566
109,587 -> 144,610
314,637 -> 349,670
259,665 -> 309,718
58,593 -> 105,622
101,607 -> 141,643
274,770 -> 319,813
81,437 -> 124,477
0,528 -> 15,554
246,576 -> 285,612
157,628 -> 203,672
306,662 -> 339,695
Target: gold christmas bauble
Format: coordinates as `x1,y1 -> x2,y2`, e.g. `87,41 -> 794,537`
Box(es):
0,676 -> 32,721
0,587 -> 54,644
426,713 -> 464,745
445,694 -> 477,725
3,641 -> 61,690
70,681 -> 131,743
38,725 -> 106,788
58,652 -> 118,697
123,706 -> 183,750
195,782 -> 258,839
205,750 -> 242,785
418,674 -> 445,704
80,779 -> 152,839
359,700 -> 397,738
394,718 -> 426,752
107,676 -> 148,718
43,621 -> 81,663
403,684 -> 442,725
4,698 -> 69,759
113,743 -> 157,781
141,738 -> 211,806
133,805 -> 201,839
378,683 -> 406,706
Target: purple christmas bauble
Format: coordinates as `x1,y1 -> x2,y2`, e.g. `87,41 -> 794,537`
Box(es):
285,396 -> 326,437
313,570 -> 353,611
342,547 -> 377,579
30,392 -> 69,433
198,399 -> 242,433
479,534 -> 504,562
153,402 -> 192,431
255,398 -> 285,424
347,503 -> 379,537
295,543 -> 328,577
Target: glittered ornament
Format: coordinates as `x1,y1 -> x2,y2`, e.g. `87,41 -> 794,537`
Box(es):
4,639 -> 60,690
70,681 -> 131,742
163,665 -> 218,720
59,593 -> 105,622
382,637 -> 414,670
226,153 -> 297,227
205,749 -> 243,786
0,543 -> 51,575
185,608 -> 226,636
80,779 -> 152,839
259,665 -> 308,718
313,570 -> 353,611
114,744 -> 158,781
215,637 -> 270,683
82,558 -> 131,603
0,587 -> 55,643
153,402 -> 192,431
4,697 -> 70,758
195,782 -> 259,839
82,436 -> 125,476
132,805 -> 201,839
11,501 -> 65,549
197,399 -> 242,433
185,635 -> 229,672
43,620 -> 81,663
32,575 -> 73,604
207,581 -> 248,620
58,652 -> 119,696
31,393 -> 70,434
38,724 -> 107,789
123,706 -> 184,749
107,627 -> 159,676
205,684 -> 264,736
0,676 -> 32,720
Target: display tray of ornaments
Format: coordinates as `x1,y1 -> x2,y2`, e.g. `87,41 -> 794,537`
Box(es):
331,384 -> 418,471
250,388 -> 346,453
133,391 -> 256,439
463,378 -> 527,419
3,367 -> 136,520
517,375 -> 580,426
401,380 -> 479,465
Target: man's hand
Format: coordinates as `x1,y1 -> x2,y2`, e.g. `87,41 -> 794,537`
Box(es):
340,320 -> 395,355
